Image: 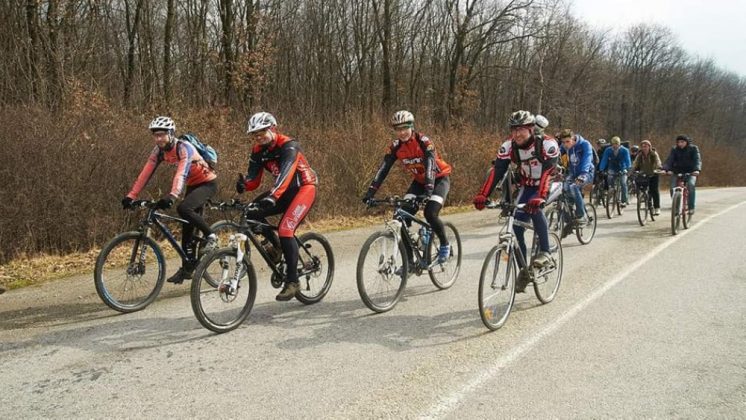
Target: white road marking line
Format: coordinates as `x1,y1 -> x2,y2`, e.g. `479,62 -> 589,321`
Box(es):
421,200 -> 746,419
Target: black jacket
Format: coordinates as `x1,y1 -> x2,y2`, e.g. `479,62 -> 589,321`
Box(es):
663,144 -> 701,174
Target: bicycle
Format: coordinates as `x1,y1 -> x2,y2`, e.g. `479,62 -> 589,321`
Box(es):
190,202 -> 335,333
667,172 -> 694,235
633,171 -> 657,226
545,182 -> 597,245
604,171 -> 626,219
479,200 -> 563,331
94,200 -> 212,313
590,171 -> 606,208
206,199 -> 247,243
356,196 -> 462,313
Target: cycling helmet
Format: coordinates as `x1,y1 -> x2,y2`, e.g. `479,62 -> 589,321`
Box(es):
535,114 -> 549,129
246,112 -> 277,133
508,110 -> 535,127
631,145 -> 640,153
597,138 -> 607,145
391,110 -> 415,128
149,116 -> 176,134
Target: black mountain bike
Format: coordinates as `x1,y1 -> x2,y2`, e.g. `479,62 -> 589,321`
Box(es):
357,196 -> 462,313
190,203 -> 334,333
633,171 -> 656,226
545,184 -> 597,244
94,200 -> 211,313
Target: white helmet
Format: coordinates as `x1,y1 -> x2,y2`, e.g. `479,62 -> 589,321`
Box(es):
535,114 -> 549,129
149,116 -> 176,133
246,112 -> 277,133
508,110 -> 535,127
391,110 -> 415,128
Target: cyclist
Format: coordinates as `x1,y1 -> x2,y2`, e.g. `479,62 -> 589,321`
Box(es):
123,116 -> 219,284
599,136 -> 631,207
362,110 -> 453,266
558,129 -> 594,232
473,110 -> 559,293
236,112 -> 318,301
662,134 -> 701,215
632,139 -> 662,215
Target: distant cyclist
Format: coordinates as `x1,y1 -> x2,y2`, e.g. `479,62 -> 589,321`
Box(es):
599,136 -> 632,207
473,110 -> 559,293
362,110 -> 453,266
123,116 -> 219,284
558,129 -> 594,227
662,135 -> 701,215
632,139 -> 662,215
236,112 -> 318,301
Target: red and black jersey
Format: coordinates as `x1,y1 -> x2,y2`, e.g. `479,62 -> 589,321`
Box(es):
241,133 -> 318,200
368,132 -> 451,192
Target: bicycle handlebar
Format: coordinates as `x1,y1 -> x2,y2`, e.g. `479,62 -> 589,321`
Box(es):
365,195 -> 430,208
206,198 -> 245,211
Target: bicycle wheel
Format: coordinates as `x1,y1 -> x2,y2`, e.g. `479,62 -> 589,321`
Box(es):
671,191 -> 682,235
426,222 -> 462,289
605,188 -> 614,219
648,194 -> 656,222
576,203 -> 597,244
478,246 -> 516,331
94,232 -> 165,313
210,220 -> 241,248
533,232 -> 563,304
191,247 -> 257,333
615,184 -> 624,215
294,232 -> 335,304
545,204 -> 561,235
636,191 -> 648,226
356,230 -> 408,313
682,195 -> 691,229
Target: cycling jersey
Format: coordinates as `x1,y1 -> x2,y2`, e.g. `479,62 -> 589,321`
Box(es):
127,140 -> 216,199
241,133 -> 318,200
368,132 -> 452,191
479,135 -> 559,199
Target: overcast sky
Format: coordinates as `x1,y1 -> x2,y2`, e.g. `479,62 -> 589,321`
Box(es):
569,0 -> 746,77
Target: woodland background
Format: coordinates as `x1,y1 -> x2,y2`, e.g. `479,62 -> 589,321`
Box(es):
1,0 -> 744,264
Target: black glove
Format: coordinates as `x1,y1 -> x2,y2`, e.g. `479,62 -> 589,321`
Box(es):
257,195 -> 276,210
121,197 -> 133,209
156,196 -> 174,209
236,174 -> 246,194
362,187 -> 376,205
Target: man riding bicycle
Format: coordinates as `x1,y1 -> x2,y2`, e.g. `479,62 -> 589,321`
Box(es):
632,139 -> 662,215
473,110 -> 559,293
558,129 -> 594,229
662,135 -> 701,215
599,136 -> 632,207
236,112 -> 318,301
362,110 -> 453,267
123,116 -> 219,284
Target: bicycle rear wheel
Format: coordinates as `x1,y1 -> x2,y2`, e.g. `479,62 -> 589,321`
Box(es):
426,222 -> 462,289
294,232 -> 335,304
576,204 -> 597,244
94,232 -> 165,313
636,191 -> 649,226
671,191 -> 682,235
478,246 -> 516,331
190,247 -> 257,333
605,188 -> 614,219
533,232 -> 563,304
356,230 -> 408,313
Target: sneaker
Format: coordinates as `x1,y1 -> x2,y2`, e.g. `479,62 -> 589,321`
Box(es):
167,267 -> 193,284
203,234 -> 218,253
515,268 -> 530,293
532,251 -> 551,268
574,215 -> 589,226
653,208 -> 660,216
437,244 -> 451,264
620,202 -> 628,208
275,282 -> 300,301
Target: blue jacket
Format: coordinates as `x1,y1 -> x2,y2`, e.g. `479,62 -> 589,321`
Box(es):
562,134 -> 595,180
600,145 -> 631,172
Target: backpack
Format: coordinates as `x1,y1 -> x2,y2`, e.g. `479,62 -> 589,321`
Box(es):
177,133 -> 218,169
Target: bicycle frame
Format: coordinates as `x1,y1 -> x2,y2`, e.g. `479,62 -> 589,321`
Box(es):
385,202 -> 436,272
673,174 -> 690,214
133,204 -> 194,263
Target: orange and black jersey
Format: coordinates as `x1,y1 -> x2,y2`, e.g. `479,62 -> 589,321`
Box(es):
368,132 -> 452,191
241,133 -> 318,200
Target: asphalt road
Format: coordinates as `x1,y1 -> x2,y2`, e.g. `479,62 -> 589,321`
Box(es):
1,188 -> 745,418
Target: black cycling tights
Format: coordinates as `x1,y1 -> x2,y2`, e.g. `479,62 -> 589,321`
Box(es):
424,201 -> 447,245
178,181 -> 217,266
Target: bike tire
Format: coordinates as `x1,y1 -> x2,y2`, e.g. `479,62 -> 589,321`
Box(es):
648,194 -> 656,222
615,184 -> 624,215
210,220 -> 241,247
478,246 -> 516,331
356,230 -> 408,313
426,222 -> 462,290
605,188 -> 614,219
294,232 -> 335,304
636,191 -> 648,226
682,198 -> 691,229
190,247 -> 257,333
671,191 -> 682,235
576,203 -> 597,245
94,232 -> 165,313
533,232 -> 563,304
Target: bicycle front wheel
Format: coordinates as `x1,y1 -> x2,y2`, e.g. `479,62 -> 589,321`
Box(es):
426,222 -> 462,289
682,197 -> 692,229
576,203 -> 597,245
605,188 -> 614,219
615,186 -> 624,215
294,232 -> 335,304
356,230 -> 408,313
533,232 -> 563,304
478,246 -> 516,331
94,232 -> 165,313
671,191 -> 682,235
190,247 -> 257,333
636,191 -> 649,226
